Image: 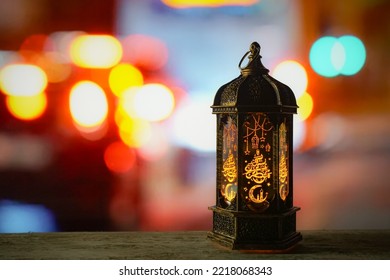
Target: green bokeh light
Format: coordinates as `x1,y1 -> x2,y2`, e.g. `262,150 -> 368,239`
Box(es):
309,35 -> 366,77
338,35 -> 366,76
309,36 -> 339,77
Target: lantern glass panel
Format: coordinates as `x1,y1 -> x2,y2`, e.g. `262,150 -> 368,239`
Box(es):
279,121 -> 289,202
219,114 -> 238,208
242,113 -> 274,212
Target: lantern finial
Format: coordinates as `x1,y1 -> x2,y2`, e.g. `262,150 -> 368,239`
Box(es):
239,41 -> 269,75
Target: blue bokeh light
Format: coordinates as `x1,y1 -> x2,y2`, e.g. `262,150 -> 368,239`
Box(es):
0,200 -> 57,233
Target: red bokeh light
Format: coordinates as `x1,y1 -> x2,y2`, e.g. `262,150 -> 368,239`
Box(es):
104,141 -> 137,174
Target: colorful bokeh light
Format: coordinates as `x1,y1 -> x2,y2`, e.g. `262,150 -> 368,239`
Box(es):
118,118 -> 152,148
115,103 -> 152,148
171,94 -> 215,152
161,0 -> 259,8
6,92 -> 47,121
0,64 -> 47,96
0,200 -> 57,233
35,52 -> 72,83
104,141 -> 137,174
69,81 -> 109,128
69,35 -> 122,68
19,34 -> 51,53
309,36 -> 340,77
310,35 -> 366,77
109,63 -> 144,97
49,31 -> 86,63
121,84 -> 175,122
297,92 -> 314,121
121,34 -> 169,71
330,41 -> 346,72
293,117 -> 306,151
338,35 -> 366,76
137,124 -> 169,162
271,60 -> 308,98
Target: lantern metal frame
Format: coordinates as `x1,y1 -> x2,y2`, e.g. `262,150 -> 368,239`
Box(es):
208,42 -> 302,251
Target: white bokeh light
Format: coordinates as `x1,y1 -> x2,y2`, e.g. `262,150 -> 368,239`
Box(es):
171,93 -> 215,152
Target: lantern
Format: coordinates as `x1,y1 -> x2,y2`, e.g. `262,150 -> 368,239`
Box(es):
208,42 -> 302,251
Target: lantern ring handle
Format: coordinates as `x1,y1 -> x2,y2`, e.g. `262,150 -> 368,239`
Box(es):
238,51 -> 251,70
238,42 -> 261,70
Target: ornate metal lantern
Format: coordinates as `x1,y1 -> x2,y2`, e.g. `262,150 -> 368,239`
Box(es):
208,42 -> 302,251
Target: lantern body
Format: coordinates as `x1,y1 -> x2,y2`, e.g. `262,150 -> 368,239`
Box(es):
208,42 -> 302,251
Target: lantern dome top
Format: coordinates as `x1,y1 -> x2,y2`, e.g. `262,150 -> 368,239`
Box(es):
212,42 -> 298,114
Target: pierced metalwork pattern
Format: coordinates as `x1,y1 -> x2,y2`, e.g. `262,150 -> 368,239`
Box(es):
237,217 -> 277,241
220,77 -> 244,106
247,76 -> 262,102
242,113 -> 275,212
212,212 -> 235,237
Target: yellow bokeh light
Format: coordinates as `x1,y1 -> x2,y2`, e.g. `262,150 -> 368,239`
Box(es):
69,35 -> 122,68
271,60 -> 308,99
0,64 -> 47,96
118,86 -> 138,118
6,92 -> 47,121
116,98 -> 152,148
297,92 -> 314,121
121,84 -> 175,122
162,0 -> 259,8
69,81 -> 109,128
117,114 -> 152,148
109,63 -> 143,97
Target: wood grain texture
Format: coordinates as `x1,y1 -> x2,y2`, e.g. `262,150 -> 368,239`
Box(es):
0,230 -> 389,260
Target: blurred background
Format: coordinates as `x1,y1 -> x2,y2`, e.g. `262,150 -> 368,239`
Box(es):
0,0 -> 389,233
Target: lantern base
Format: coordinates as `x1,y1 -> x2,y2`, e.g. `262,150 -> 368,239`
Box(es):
208,206 -> 302,251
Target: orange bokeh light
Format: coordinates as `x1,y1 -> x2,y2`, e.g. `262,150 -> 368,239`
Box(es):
20,34 -> 52,52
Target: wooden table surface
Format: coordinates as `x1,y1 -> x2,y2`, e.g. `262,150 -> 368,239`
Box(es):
0,230 -> 389,260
